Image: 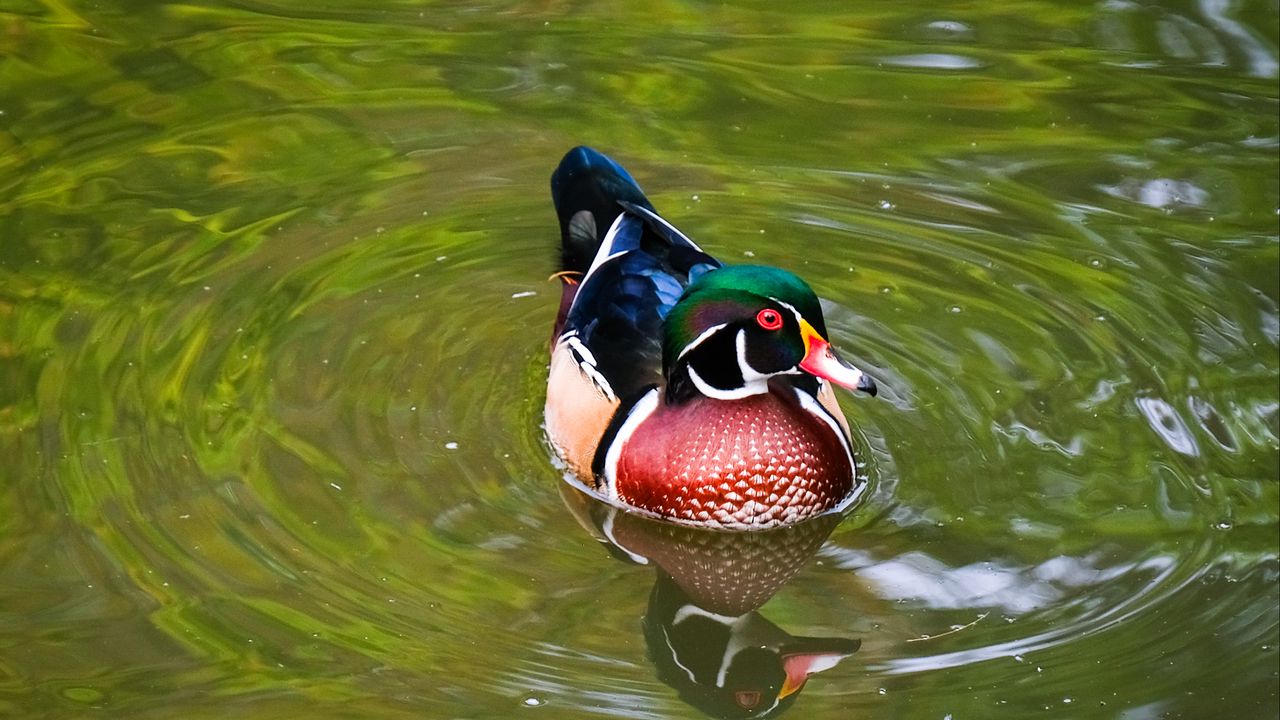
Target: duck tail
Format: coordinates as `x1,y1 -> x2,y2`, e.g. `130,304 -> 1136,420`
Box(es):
550,146 -> 655,275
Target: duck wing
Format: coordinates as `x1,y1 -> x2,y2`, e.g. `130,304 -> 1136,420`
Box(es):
550,147 -> 720,403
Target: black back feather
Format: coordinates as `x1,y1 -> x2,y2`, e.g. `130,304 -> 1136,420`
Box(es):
551,147 -> 720,403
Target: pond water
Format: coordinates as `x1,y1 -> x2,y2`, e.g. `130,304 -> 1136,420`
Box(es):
1,1 -> 1277,718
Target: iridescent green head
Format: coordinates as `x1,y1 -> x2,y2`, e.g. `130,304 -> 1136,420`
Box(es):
662,265 -> 877,401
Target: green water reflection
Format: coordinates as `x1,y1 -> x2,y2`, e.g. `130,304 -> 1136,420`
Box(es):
1,1 -> 1276,718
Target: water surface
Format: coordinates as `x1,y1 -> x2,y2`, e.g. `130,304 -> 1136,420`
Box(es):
1,1 -> 1277,718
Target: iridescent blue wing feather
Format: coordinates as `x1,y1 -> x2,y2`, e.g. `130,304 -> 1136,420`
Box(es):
551,147 -> 720,402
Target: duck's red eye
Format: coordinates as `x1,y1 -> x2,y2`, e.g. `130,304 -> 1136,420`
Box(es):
756,308 -> 784,330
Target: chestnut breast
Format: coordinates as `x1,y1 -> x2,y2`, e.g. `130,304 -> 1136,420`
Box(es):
613,387 -> 854,529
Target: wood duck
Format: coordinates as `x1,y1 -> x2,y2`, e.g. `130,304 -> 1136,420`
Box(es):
546,147 -> 878,530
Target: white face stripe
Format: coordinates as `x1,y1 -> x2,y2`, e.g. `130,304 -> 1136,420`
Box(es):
766,295 -> 826,378
679,325 -> 782,399
768,296 -> 806,326
601,387 -> 661,497
672,297 -> 823,400
675,322 -> 728,363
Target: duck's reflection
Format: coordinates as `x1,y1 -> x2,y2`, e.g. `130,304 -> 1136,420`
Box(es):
562,484 -> 860,718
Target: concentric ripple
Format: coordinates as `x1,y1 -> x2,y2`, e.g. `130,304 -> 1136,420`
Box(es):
0,1 -> 1276,719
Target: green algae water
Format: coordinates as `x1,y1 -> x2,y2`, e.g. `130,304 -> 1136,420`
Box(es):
1,1 -> 1277,718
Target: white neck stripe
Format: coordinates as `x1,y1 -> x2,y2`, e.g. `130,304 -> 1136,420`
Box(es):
794,385 -> 854,467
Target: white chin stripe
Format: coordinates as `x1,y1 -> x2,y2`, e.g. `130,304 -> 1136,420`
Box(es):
678,326 -> 771,400
687,364 -> 767,400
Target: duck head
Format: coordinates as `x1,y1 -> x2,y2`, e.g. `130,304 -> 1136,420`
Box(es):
663,266 -> 878,402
